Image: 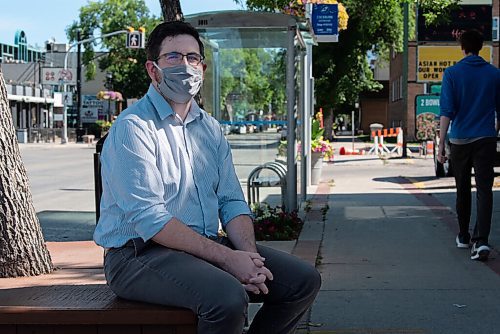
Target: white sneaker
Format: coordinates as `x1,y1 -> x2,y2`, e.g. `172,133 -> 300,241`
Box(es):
470,242 -> 490,261
456,235 -> 470,249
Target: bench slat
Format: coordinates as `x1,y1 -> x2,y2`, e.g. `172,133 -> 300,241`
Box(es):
0,285 -> 196,326
1,324 -> 196,334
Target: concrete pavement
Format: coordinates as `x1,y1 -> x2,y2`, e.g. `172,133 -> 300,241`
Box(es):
305,143 -> 500,334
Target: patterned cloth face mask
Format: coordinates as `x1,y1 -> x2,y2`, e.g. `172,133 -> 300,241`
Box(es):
154,62 -> 203,103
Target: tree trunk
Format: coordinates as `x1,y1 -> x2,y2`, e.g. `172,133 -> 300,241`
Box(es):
0,69 -> 53,278
159,0 -> 184,21
324,108 -> 335,141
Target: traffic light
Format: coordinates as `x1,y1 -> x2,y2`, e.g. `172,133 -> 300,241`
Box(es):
126,27 -> 145,49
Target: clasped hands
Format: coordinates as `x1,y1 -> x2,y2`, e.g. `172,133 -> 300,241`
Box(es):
224,250 -> 273,295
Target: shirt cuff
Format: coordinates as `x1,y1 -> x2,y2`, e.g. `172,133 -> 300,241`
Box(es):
220,201 -> 252,228
133,207 -> 174,241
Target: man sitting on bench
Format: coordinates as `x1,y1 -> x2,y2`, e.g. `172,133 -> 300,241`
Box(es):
94,21 -> 321,334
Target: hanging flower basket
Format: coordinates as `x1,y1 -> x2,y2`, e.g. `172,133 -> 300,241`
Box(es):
96,90 -> 123,101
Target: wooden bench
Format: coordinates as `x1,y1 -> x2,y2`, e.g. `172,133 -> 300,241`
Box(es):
0,284 -> 197,334
0,134 -> 198,333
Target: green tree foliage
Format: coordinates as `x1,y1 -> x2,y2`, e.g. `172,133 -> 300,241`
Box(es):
313,0 -> 404,119
219,48 -> 286,119
67,0 -> 160,100
237,0 -> 459,139
419,0 -> 460,26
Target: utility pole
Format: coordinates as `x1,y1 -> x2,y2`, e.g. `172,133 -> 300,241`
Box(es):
401,1 -> 409,158
76,29 -> 84,142
62,29 -> 129,144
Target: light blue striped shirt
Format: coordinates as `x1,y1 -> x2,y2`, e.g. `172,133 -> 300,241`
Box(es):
94,85 -> 251,248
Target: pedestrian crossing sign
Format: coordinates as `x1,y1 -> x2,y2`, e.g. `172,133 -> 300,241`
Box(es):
126,28 -> 145,49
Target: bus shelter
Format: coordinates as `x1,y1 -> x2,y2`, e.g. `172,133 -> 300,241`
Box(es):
185,11 -> 316,211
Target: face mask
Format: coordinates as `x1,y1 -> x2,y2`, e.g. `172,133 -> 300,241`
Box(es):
154,63 -> 203,103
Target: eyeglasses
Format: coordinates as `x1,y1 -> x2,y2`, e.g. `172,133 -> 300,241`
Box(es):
156,52 -> 204,66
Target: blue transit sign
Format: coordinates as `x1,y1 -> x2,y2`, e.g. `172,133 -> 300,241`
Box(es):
312,4 -> 338,42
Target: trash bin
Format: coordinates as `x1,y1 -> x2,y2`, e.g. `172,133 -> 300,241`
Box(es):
16,128 -> 28,144
369,123 -> 384,140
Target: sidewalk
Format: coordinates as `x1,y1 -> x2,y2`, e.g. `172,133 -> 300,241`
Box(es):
304,152 -> 500,334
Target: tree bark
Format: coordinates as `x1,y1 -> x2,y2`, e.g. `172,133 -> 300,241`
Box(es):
159,0 -> 184,21
0,69 -> 53,278
324,108 -> 335,141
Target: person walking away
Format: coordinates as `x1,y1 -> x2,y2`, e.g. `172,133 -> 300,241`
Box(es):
438,29 -> 500,261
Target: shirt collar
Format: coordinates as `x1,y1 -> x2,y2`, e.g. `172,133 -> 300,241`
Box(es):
146,84 -> 174,120
146,84 -> 203,123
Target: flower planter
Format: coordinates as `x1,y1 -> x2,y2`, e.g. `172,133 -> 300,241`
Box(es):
311,151 -> 324,185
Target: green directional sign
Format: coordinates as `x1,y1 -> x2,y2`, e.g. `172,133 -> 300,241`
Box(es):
415,95 -> 440,140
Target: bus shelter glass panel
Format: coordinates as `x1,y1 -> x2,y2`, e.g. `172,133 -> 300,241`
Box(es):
198,28 -> 290,209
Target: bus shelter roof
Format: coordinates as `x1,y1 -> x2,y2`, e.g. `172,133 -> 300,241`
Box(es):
184,10 -> 315,49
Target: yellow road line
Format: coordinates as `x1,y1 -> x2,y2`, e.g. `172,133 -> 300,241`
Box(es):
406,177 -> 425,189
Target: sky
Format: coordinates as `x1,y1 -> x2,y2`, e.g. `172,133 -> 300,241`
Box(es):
0,0 -> 245,48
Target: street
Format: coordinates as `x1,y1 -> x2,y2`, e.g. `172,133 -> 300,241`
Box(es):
19,135 -> 500,244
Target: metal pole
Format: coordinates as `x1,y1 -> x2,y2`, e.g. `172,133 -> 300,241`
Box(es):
62,82 -> 68,144
77,29 -> 82,129
305,43 -> 313,187
300,49 -> 307,202
286,26 -> 297,212
352,110 -> 355,152
401,1 -> 409,157
61,29 -> 128,144
214,50 -> 220,120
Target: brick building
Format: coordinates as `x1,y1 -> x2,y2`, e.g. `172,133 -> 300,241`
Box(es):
360,0 -> 498,140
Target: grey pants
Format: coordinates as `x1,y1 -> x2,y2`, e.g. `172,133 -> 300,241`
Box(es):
104,238 -> 321,334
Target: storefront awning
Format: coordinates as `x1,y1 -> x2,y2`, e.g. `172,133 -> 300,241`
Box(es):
7,94 -> 55,104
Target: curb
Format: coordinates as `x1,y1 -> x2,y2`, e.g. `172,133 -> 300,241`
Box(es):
292,180 -> 331,266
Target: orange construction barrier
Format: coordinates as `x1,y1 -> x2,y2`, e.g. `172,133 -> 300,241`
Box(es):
369,127 -> 403,156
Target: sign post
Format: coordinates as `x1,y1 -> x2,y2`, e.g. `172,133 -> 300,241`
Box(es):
59,28 -> 146,144
311,4 -> 339,43
415,94 -> 440,141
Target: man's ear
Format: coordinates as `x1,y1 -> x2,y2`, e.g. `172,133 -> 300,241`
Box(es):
145,61 -> 160,83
